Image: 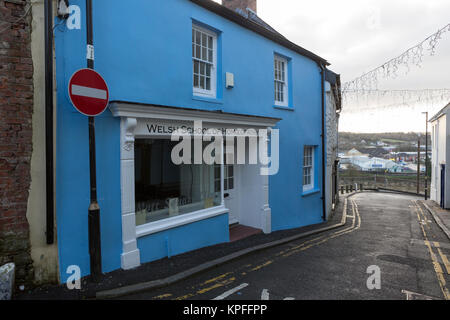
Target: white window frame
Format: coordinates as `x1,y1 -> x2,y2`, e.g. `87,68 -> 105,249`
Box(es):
192,24 -> 217,99
303,146 -> 315,192
274,55 -> 288,107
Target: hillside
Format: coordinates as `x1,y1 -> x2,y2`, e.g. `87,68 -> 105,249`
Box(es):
338,132 -> 430,153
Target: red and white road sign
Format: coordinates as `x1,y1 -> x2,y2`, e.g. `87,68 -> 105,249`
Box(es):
68,68 -> 109,116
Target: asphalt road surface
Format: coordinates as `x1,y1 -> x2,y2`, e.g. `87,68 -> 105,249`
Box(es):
121,192 -> 450,300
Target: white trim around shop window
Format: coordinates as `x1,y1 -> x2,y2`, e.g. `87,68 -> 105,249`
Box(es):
136,205 -> 228,238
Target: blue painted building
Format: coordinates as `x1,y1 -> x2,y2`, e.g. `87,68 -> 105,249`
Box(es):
53,0 -> 340,282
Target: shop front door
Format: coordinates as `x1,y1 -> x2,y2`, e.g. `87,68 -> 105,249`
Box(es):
224,164 -> 239,225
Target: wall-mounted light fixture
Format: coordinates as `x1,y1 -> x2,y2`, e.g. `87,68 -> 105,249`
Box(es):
226,72 -> 234,89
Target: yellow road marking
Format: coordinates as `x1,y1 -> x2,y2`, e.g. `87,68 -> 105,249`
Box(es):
152,293 -> 172,299
162,197 -> 362,300
282,199 -> 360,257
175,277 -> 236,300
434,242 -> 450,275
199,272 -> 232,286
413,201 -> 450,300
250,260 -> 273,271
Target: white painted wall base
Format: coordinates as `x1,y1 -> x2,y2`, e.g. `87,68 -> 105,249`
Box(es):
121,250 -> 140,270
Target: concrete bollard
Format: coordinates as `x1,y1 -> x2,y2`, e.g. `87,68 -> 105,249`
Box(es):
0,263 -> 15,300
345,185 -> 349,193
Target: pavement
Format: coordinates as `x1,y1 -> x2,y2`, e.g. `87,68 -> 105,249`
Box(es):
421,200 -> 450,240
118,192 -> 450,300
15,192 -> 356,300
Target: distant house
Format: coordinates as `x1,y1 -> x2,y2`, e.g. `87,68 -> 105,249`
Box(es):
344,148 -> 369,157
359,147 -> 389,158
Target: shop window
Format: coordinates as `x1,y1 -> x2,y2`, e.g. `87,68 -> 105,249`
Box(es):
134,139 -> 222,226
303,146 -> 315,192
192,24 -> 217,98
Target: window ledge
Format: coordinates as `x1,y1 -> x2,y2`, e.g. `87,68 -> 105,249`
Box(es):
273,105 -> 294,111
192,95 -> 223,104
136,205 -> 228,238
302,188 -> 320,197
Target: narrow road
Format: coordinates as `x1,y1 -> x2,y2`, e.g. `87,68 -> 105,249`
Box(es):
121,192 -> 450,300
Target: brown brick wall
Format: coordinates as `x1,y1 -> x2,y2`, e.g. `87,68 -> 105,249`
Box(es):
222,0 -> 257,13
0,0 -> 34,287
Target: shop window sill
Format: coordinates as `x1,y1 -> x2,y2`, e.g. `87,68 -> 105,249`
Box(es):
302,188 -> 320,197
273,105 -> 294,111
192,95 -> 223,104
136,205 -> 228,238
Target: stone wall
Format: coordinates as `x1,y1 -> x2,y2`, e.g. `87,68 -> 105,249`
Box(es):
0,0 -> 34,288
325,86 -> 339,218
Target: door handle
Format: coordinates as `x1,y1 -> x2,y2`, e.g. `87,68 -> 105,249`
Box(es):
224,193 -> 230,198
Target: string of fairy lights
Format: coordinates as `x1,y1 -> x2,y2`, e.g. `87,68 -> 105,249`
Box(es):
341,22 -> 450,114
342,88 -> 450,112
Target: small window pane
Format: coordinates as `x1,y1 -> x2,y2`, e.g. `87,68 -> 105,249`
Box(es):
202,33 -> 207,47
194,60 -> 199,74
228,178 -> 234,190
208,49 -> 213,63
206,77 -> 211,90
196,30 -> 201,45
228,165 -> 233,178
194,74 -> 199,87
196,45 -> 201,59
200,76 -> 205,89
202,47 -> 206,61
208,36 -> 213,49
200,62 -> 205,75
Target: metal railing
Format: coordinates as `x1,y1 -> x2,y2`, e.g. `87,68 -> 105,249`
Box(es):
339,170 -> 428,197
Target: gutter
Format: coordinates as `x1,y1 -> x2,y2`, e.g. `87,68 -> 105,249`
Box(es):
44,0 -> 54,244
319,63 -> 327,221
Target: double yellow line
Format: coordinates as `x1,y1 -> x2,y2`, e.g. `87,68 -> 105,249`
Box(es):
158,198 -> 361,300
278,198 -> 361,258
413,201 -> 450,300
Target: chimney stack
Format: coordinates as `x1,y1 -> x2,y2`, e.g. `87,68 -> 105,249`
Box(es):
222,0 -> 257,14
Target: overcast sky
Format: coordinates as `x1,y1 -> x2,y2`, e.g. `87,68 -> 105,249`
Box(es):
215,0 -> 450,132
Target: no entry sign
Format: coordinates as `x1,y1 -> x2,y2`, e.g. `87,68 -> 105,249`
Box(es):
69,68 -> 109,116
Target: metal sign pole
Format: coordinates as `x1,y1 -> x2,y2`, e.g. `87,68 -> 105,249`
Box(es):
86,0 -> 102,280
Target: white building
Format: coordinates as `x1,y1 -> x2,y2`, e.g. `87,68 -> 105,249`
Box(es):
430,102 -> 450,208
